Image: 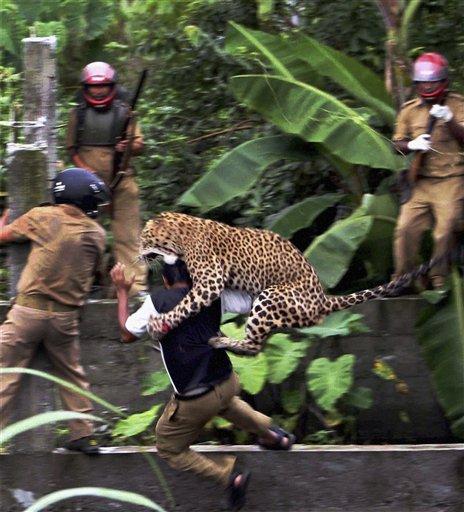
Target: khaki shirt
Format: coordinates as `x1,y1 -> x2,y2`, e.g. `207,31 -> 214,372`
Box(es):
392,93 -> 464,178
9,204 -> 106,306
65,108 -> 143,184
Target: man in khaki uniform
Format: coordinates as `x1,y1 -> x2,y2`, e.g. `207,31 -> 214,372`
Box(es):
392,52 -> 464,289
66,61 -> 147,296
0,168 -> 108,453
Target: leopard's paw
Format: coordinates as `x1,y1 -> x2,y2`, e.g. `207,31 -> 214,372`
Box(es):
208,336 -> 231,349
148,315 -> 171,341
208,337 -> 259,356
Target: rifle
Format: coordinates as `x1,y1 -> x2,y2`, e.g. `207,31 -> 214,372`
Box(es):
407,96 -> 446,186
109,69 -> 148,191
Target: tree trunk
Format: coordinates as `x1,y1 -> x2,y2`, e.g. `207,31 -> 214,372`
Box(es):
375,0 -> 410,110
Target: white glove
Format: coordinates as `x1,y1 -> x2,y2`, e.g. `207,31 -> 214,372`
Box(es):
407,134 -> 432,152
429,104 -> 453,122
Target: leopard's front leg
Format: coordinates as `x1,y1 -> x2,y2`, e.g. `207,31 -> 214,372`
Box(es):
147,251 -> 225,340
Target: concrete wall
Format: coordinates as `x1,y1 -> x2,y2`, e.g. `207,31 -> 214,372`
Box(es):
1,445 -> 463,511
1,297 -> 455,452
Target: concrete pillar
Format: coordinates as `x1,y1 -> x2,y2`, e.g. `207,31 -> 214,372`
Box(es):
6,36 -> 57,296
23,36 -> 58,179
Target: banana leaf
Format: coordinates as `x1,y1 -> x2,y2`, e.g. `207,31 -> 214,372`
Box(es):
357,193 -> 398,278
416,268 -> 464,439
24,487 -> 165,512
225,21 -> 322,85
178,135 -> 310,211
291,33 -> 395,124
265,193 -> 342,238
230,74 -> 403,170
304,213 -> 373,288
226,22 -> 394,124
1,411 -> 105,444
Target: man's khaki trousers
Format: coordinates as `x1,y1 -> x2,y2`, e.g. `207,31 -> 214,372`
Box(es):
156,372 -> 271,486
393,176 -> 464,285
0,305 -> 93,441
110,174 -> 147,295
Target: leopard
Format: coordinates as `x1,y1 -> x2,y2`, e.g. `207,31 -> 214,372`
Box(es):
139,211 -> 424,356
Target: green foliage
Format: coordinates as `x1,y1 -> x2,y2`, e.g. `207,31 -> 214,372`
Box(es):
416,268 -> 464,439
299,310 -> 370,338
265,193 -> 342,238
0,368 -> 174,507
0,411 -> 105,445
112,404 -> 162,439
264,335 -> 309,384
304,212 -> 373,288
230,74 -> 401,170
141,370 -> 171,396
178,135 -> 310,212
307,354 -> 355,412
228,352 -> 268,395
23,487 -> 165,512
220,310 -> 373,442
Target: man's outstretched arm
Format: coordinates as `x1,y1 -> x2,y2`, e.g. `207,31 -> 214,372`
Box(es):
110,263 -> 138,343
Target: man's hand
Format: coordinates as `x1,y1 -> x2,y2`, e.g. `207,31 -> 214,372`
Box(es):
407,134 -> 432,152
115,139 -> 128,153
430,104 -> 453,122
110,263 -> 135,293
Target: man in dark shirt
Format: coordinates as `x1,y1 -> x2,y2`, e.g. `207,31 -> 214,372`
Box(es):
111,260 -> 294,511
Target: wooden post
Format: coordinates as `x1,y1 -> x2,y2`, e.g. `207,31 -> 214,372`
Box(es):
6,36 -> 57,297
23,36 -> 58,178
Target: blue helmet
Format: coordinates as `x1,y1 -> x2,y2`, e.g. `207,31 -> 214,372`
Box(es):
52,168 -> 110,218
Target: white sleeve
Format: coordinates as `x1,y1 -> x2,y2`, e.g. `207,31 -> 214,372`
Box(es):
125,296 -> 160,338
221,289 -> 253,315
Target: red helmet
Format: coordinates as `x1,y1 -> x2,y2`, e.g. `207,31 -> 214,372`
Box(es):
412,52 -> 449,100
81,62 -> 117,108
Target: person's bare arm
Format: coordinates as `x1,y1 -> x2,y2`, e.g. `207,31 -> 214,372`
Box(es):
110,263 -> 138,343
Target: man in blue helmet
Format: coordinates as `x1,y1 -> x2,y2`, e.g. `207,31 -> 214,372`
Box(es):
0,168 -> 109,454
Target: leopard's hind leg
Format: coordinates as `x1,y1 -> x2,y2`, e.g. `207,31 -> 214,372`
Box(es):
209,282 -> 322,356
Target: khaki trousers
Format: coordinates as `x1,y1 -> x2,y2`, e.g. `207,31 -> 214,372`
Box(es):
109,175 -> 147,295
0,305 -> 93,441
155,372 -> 271,486
393,176 -> 464,284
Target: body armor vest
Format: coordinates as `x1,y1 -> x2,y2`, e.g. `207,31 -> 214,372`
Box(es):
76,100 -> 129,147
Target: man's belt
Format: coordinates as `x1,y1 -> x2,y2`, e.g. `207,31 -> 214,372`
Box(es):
15,294 -> 78,312
175,386 -> 214,401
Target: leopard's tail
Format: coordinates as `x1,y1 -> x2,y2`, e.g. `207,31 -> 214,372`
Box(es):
323,247 -> 463,315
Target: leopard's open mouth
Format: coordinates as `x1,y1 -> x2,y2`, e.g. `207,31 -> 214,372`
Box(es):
140,247 -> 180,264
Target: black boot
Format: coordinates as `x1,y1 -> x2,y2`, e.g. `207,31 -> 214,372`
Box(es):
64,435 -> 100,455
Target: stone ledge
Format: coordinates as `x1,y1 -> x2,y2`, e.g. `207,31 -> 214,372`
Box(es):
1,444 -> 463,512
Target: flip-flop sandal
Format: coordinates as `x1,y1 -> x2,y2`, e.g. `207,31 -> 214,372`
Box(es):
227,470 -> 251,511
258,426 -> 295,451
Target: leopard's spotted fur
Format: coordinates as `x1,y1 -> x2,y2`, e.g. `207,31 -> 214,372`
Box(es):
140,212 -> 411,355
